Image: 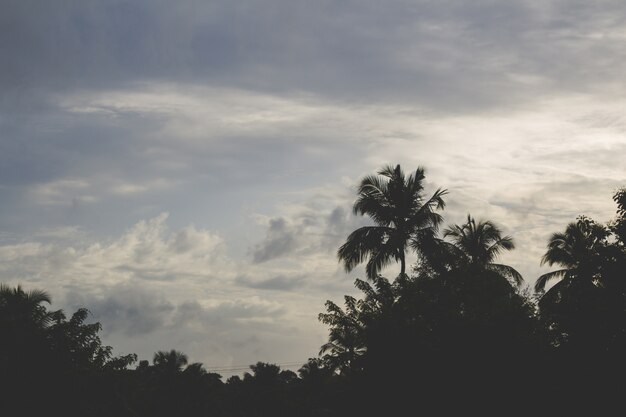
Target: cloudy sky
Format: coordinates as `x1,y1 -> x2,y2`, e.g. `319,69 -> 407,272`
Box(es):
1,0 -> 625,375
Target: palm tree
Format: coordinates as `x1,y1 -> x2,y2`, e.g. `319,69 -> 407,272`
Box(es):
183,362 -> 207,377
442,215 -> 523,287
0,284 -> 53,328
534,216 -> 608,294
338,164 -> 446,279
153,349 -> 189,373
246,362 -> 281,382
298,358 -> 333,382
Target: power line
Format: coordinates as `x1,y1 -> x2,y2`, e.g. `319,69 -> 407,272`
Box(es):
203,361 -> 305,373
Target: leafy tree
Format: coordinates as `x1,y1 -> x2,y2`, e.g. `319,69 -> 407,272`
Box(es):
338,164 -> 446,279
353,276 -> 396,321
1,284 -> 137,417
318,296 -> 367,375
48,308 -> 119,370
611,188 -> 626,245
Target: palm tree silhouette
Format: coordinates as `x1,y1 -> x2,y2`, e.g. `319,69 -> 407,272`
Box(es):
0,284 -> 53,328
534,216 -> 608,294
153,349 -> 189,373
442,215 -> 523,286
338,164 -> 446,279
183,362 -> 207,377
298,358 -> 333,382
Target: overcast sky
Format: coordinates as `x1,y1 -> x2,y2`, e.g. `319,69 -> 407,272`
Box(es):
1,0 -> 625,375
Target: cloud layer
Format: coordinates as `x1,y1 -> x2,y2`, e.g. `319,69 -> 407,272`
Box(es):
1,0 -> 625,371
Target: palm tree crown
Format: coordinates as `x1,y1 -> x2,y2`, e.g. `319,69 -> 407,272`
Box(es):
338,164 -> 446,279
534,216 -> 608,293
0,284 -> 53,328
443,215 -> 523,286
153,349 -> 189,373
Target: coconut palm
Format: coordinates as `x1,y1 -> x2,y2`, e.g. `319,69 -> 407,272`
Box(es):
153,349 -> 189,373
442,215 -> 523,287
0,284 -> 53,328
298,358 -> 333,382
338,164 -> 446,279
184,362 -> 207,377
534,216 -> 609,294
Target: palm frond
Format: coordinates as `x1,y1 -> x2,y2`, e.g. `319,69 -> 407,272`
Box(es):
487,263 -> 524,287
27,289 -> 52,305
337,227 -> 391,272
406,167 -> 426,201
378,164 -> 403,180
534,269 -> 568,292
485,235 -> 515,262
426,187 -> 448,211
353,175 -> 394,224
365,246 -> 395,280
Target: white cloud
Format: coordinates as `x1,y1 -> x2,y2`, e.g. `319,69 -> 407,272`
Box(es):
0,213 -> 337,368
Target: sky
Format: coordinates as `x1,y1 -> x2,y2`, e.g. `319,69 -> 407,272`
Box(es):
1,0 -> 625,376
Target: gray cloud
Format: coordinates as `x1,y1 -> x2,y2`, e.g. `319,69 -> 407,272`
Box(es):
251,217 -> 298,263
4,1 -> 626,111
322,206 -> 373,253
65,283 -> 175,336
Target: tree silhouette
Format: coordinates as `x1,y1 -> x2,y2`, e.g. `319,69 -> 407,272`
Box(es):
184,362 -> 208,377
318,296 -> 367,375
298,358 -> 333,382
153,349 -> 189,373
1,284 -> 138,417
611,188 -> 626,245
48,307 -> 127,370
338,164 -> 446,279
0,284 -> 54,329
246,362 -> 282,382
534,216 -> 609,294
534,196 -> 626,359
0,181 -> 623,417
442,215 -> 523,287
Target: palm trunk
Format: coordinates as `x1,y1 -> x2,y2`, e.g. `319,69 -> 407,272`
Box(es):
400,253 -> 406,277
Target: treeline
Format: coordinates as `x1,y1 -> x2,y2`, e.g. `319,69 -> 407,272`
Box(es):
0,285 -> 349,416
1,166 -> 625,416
